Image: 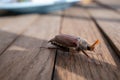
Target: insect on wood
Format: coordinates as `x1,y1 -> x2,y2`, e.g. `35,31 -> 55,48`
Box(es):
48,34 -> 100,59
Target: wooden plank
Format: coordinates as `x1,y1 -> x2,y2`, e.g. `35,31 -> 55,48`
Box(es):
96,0 -> 120,12
53,7 -> 120,80
0,13 -> 61,80
0,14 -> 38,55
84,3 -> 120,56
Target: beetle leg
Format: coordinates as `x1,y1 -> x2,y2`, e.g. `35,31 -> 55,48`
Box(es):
39,46 -> 58,50
82,50 -> 90,58
47,46 -> 58,49
70,48 -> 78,54
82,50 -> 96,63
82,50 -> 92,62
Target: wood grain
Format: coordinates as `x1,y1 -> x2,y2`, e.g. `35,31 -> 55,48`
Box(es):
96,0 -> 120,12
0,14 -> 38,55
0,13 -> 61,80
53,7 -> 120,80
84,3 -> 120,56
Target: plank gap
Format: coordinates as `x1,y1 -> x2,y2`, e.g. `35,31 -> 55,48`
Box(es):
51,49 -> 58,80
86,10 -> 120,65
90,13 -> 120,58
93,0 -> 120,14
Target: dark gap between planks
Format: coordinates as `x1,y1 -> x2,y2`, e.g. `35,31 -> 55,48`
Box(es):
51,49 -> 58,80
74,1 -> 120,14
93,0 -> 120,15
51,12 -> 64,80
87,10 -> 120,60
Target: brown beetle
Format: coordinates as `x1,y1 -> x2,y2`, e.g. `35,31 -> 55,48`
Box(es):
48,34 -> 99,59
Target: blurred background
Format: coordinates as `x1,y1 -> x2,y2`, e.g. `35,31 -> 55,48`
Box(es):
0,0 -> 81,14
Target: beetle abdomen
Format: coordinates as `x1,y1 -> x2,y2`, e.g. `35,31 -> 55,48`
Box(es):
51,41 -> 70,52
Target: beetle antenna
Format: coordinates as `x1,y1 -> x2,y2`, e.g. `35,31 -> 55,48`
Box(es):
90,39 -> 100,50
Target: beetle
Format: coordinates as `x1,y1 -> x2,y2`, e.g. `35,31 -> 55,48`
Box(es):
48,34 -> 100,59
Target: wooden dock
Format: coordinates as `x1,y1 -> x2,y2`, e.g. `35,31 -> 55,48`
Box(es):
0,1 -> 120,80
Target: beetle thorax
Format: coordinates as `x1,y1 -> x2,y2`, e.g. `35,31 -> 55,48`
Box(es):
78,38 -> 89,50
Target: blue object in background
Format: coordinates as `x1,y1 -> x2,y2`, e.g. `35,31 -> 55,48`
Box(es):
0,0 -> 80,13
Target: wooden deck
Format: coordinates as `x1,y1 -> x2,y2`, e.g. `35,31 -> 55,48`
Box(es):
0,1 -> 120,80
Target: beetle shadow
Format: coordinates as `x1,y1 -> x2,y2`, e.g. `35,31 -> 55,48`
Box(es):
54,49 -> 120,80
0,28 -> 57,80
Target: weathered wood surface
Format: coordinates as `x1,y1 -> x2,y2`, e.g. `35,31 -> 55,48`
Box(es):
83,2 -> 120,56
0,13 -> 61,80
0,14 -> 38,55
96,0 -> 120,12
0,3 -> 120,80
53,7 -> 120,80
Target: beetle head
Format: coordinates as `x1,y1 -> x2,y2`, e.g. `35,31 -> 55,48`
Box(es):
87,40 -> 100,51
